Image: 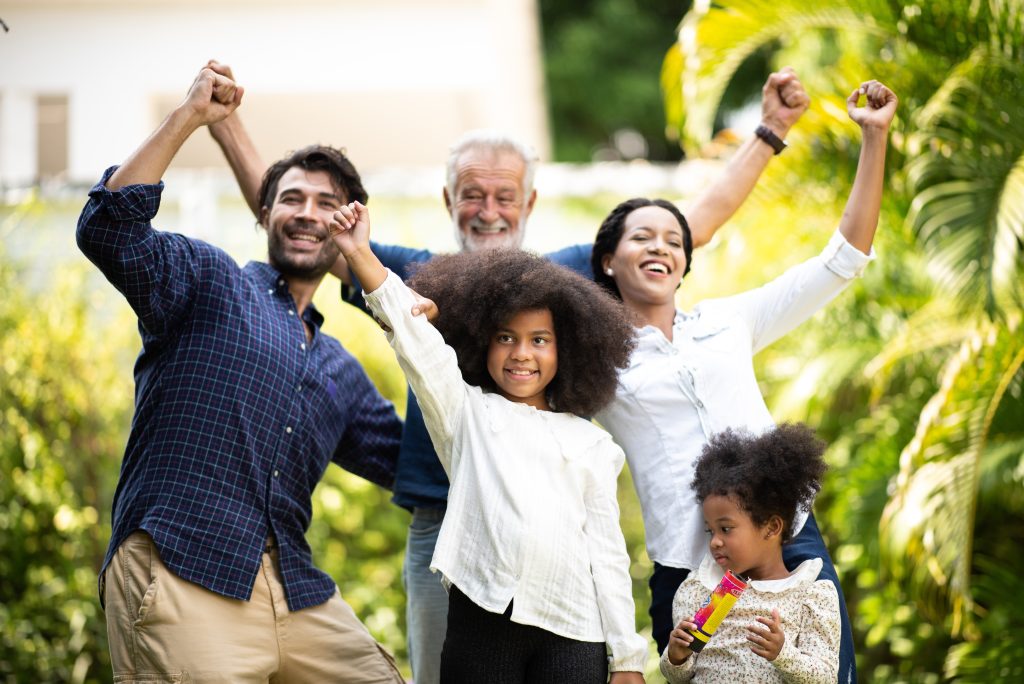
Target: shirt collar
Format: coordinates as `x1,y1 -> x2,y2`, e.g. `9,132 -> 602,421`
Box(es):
244,261 -> 326,328
696,553 -> 824,593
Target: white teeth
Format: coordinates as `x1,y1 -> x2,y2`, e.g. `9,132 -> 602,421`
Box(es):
508,369 -> 534,376
291,234 -> 321,243
643,263 -> 668,274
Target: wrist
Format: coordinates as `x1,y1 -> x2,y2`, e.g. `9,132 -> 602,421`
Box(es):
860,124 -> 890,141
754,123 -> 787,155
208,112 -> 239,142
168,105 -> 205,138
760,119 -> 784,136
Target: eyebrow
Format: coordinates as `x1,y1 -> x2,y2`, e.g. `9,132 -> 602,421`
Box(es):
278,188 -> 343,201
627,225 -> 682,238
496,328 -> 554,336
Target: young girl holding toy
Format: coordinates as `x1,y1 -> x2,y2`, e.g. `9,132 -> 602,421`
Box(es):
329,202 -> 647,683
661,424 -> 840,683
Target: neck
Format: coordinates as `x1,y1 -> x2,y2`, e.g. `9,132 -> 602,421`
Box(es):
282,273 -> 324,317
742,555 -> 790,582
625,298 -> 676,340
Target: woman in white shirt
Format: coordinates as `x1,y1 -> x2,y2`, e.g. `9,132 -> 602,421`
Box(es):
329,203 -> 648,683
590,79 -> 898,684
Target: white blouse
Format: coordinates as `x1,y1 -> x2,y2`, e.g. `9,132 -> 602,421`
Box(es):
364,271 -> 647,673
660,555 -> 840,683
597,230 -> 874,570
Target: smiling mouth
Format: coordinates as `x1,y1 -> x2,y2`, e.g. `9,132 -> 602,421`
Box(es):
474,226 -> 507,235
505,368 -> 537,379
287,232 -> 324,244
640,261 -> 670,275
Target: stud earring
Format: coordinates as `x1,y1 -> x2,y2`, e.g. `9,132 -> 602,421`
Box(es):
605,268 -> 614,276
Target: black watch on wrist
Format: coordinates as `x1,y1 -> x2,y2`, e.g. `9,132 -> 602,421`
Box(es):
755,124 -> 787,155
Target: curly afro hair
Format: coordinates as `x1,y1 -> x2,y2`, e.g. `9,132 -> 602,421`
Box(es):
691,423 -> 828,543
407,248 -> 636,417
591,197 -> 693,300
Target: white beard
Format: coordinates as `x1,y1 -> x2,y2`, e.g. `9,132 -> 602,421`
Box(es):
454,215 -> 525,252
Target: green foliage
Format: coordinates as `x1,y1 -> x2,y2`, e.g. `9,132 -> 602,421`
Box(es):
540,0 -> 692,161
0,238 -> 131,682
663,0 -> 1024,678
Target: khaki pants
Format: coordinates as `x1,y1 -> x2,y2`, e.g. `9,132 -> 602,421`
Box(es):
103,532 -> 405,683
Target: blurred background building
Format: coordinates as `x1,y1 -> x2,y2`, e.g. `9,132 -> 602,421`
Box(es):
0,0 -> 550,187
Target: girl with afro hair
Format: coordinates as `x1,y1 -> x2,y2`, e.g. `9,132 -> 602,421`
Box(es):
329,202 -> 647,684
661,424 -> 839,683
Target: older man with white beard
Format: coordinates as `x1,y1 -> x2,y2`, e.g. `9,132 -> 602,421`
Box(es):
207,59 -> 809,684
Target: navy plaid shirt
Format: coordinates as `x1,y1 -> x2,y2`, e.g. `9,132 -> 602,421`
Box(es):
78,167 -> 402,611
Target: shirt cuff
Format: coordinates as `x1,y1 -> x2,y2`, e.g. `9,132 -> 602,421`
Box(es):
771,637 -> 802,673
88,165 -> 165,222
659,649 -> 697,682
609,644 -> 648,674
819,229 -> 875,279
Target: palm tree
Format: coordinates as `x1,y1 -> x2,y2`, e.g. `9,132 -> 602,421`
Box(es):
662,0 -> 1024,679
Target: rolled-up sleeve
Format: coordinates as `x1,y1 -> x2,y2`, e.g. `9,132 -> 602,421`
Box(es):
714,229 -> 876,354
76,166 -> 201,337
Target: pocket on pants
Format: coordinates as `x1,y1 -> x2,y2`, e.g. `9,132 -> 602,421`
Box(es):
118,532 -> 160,628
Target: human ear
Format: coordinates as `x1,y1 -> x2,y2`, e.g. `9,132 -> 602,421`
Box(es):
764,516 -> 785,539
523,188 -> 538,217
443,187 -> 453,215
601,253 -> 614,275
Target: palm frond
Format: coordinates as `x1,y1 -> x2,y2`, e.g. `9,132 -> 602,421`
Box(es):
905,51 -> 1024,317
943,554 -> 1024,681
863,299 -> 969,400
879,316 -> 1024,634
667,0 -> 898,151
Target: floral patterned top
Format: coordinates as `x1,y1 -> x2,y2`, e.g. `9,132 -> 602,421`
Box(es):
660,555 -> 840,683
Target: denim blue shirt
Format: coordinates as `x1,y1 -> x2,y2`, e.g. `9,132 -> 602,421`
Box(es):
345,241 -> 594,510
78,167 -> 402,611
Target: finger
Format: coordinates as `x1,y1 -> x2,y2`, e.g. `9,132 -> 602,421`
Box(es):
771,608 -> 781,628
332,208 -> 353,228
352,201 -> 369,223
210,73 -> 236,104
206,59 -> 236,80
846,87 -> 863,115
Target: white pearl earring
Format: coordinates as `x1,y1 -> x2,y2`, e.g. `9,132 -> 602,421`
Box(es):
605,268 -> 614,276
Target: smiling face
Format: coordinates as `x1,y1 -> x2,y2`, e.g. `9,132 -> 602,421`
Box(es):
601,205 -> 688,310
446,148 -> 536,252
263,166 -> 345,280
486,308 -> 557,411
703,493 -> 785,581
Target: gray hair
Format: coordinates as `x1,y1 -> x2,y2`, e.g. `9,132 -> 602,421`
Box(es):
445,130 -> 539,199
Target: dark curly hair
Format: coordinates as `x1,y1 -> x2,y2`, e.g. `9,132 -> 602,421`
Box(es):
407,248 -> 636,417
258,144 -> 368,215
591,198 -> 693,299
691,424 -> 828,543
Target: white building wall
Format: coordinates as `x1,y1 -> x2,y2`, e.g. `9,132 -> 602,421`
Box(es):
0,0 -> 549,185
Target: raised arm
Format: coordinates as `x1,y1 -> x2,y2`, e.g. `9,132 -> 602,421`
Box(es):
108,67 -> 242,191
683,68 -> 809,247
839,80 -> 897,254
206,61 -> 266,218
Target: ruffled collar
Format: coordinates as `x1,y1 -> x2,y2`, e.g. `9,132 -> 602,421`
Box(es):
695,553 -> 823,594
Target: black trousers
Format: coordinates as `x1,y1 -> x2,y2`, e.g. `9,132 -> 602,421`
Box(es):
440,585 -> 608,684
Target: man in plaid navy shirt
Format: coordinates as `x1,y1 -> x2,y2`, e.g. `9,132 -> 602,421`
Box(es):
77,67 -> 406,682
